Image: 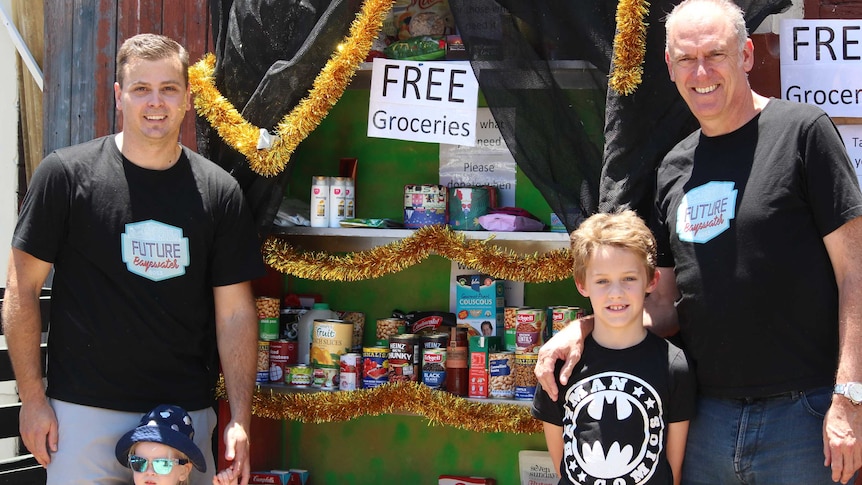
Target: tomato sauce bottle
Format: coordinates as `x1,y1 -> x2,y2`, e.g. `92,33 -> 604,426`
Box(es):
445,327 -> 468,396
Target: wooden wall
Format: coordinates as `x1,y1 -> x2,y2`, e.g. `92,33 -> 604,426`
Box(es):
43,1 -> 212,157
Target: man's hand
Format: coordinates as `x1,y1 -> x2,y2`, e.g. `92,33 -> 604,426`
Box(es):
19,398 -> 58,467
823,396 -> 862,484
222,420 -> 251,485
534,316 -> 593,401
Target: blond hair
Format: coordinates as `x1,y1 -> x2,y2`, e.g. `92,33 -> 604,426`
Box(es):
570,210 -> 657,285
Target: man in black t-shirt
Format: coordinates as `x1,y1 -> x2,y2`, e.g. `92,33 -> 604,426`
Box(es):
3,34 -> 264,485
536,0 -> 862,483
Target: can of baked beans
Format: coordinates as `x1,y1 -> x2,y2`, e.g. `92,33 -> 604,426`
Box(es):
362,346 -> 389,389
256,341 -> 270,384
514,351 -> 539,400
388,334 -> 419,383
339,353 -> 362,391
269,340 -> 297,384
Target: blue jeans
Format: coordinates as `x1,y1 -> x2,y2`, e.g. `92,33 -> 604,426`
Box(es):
682,387 -> 856,484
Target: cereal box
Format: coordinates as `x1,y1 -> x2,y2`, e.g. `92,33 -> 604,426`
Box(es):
455,273 -> 505,338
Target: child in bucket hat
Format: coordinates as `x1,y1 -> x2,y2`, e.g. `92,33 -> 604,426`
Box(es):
115,404 -> 206,485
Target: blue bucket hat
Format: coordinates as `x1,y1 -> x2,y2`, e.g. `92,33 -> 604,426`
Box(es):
115,404 -> 207,472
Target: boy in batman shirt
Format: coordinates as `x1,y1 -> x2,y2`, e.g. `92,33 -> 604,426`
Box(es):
532,210 -> 695,485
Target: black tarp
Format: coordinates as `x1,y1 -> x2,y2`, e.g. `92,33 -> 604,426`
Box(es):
198,0 -> 791,237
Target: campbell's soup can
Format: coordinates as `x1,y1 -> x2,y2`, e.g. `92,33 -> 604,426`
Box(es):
362,346 -> 389,388
256,341 -> 270,384
388,334 -> 419,383
269,340 -> 298,383
421,348 -> 447,390
339,353 -> 362,391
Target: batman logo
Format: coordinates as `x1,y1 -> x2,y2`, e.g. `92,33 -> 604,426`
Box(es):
561,371 -> 664,485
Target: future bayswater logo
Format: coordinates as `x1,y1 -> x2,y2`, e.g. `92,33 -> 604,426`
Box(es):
121,220 -> 190,281
562,371 -> 664,485
676,181 -> 737,243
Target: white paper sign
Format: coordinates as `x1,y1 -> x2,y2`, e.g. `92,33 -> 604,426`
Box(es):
439,107 -> 517,207
367,59 -> 479,145
779,19 -> 862,118
837,124 -> 862,189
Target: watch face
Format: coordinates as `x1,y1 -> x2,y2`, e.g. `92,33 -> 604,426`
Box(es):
848,383 -> 862,403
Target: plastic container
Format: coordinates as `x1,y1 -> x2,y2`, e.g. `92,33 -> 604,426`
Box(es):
297,302 -> 335,364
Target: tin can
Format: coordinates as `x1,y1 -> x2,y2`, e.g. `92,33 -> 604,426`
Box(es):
403,184 -> 448,228
256,341 -> 270,384
489,351 -> 515,399
287,364 -> 312,387
548,305 -> 578,339
310,176 -> 330,228
515,308 -> 545,353
255,297 -> 281,341
339,353 -> 362,391
388,334 -> 419,383
310,319 -> 353,367
313,366 -> 339,390
376,317 -> 406,342
362,346 -> 389,389
514,351 -> 538,400
422,348 -> 447,390
269,340 -> 298,383
328,176 -> 349,228
504,306 -> 526,351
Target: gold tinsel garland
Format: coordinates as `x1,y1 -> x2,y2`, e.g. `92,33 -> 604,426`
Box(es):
262,225 -> 573,283
609,0 -> 651,95
188,0 -> 393,177
217,379 -> 542,434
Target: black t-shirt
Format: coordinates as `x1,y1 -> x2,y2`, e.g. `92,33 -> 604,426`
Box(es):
654,99 -> 862,397
12,136 -> 266,412
532,333 -> 696,485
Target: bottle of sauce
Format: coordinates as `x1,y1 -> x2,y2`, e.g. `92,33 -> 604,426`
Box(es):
445,326 -> 468,396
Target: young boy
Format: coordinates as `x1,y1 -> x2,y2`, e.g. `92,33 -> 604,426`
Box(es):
116,404 -> 239,485
531,210 -> 696,485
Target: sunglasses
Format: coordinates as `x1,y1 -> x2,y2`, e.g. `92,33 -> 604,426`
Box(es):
128,454 -> 188,475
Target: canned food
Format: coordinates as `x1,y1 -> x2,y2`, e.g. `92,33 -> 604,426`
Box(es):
362,346 -> 389,389
255,297 -> 281,341
489,351 -> 515,399
376,318 -> 406,341
287,364 -> 312,387
256,341 -> 270,384
548,306 -> 578,339
269,340 -> 298,383
313,366 -> 339,390
339,353 -> 362,391
514,351 -> 539,400
388,334 -> 418,383
515,308 -> 546,353
421,348 -> 447,390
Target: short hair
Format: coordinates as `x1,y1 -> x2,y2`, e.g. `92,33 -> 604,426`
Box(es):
665,0 -> 748,52
116,33 -> 189,87
570,210 -> 657,285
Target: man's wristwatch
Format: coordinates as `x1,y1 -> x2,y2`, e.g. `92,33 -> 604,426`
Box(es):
834,382 -> 862,405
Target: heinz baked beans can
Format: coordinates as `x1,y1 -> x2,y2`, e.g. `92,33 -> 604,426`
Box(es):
256,341 -> 270,384
362,346 -> 389,388
339,353 -> 361,391
269,340 -> 298,384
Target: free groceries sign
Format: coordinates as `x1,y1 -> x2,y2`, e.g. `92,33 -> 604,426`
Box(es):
367,58 -> 479,146
780,19 -> 862,118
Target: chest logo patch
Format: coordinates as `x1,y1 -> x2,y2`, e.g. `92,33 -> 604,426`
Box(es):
676,181 -> 737,243
562,371 -> 664,485
121,220 -> 190,281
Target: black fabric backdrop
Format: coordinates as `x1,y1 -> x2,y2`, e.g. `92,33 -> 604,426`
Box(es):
197,0 -> 791,238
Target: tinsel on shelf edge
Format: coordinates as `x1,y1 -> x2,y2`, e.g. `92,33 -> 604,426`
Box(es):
217,377 -> 543,435
609,0 -> 651,95
262,225 -> 573,283
188,0 -> 393,177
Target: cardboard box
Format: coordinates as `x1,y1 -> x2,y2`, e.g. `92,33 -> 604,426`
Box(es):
468,336 -> 500,398
455,273 -> 505,338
